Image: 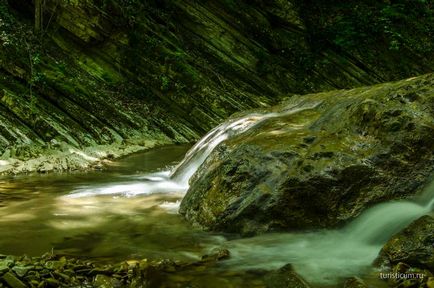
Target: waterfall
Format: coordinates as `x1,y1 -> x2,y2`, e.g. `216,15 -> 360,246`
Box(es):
66,114 -> 269,198
169,101 -> 321,186
223,180 -> 434,285
68,101 -> 320,198
343,198 -> 433,244
169,114 -> 267,185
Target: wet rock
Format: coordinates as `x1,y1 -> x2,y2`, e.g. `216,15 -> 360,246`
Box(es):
375,215 -> 434,287
94,274 -> 117,288
0,259 -> 14,272
344,277 -> 368,288
0,265 -> 9,275
180,74 -> 434,234
201,248 -> 231,262
264,264 -> 311,288
1,272 -> 27,288
427,277 -> 434,288
11,266 -> 30,278
44,261 -> 64,270
46,278 -> 60,287
375,215 -> 434,271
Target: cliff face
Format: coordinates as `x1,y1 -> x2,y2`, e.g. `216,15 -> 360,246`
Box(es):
0,0 -> 433,170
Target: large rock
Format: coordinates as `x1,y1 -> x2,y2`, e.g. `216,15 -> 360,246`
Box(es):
375,215 -> 434,271
180,73 -> 434,234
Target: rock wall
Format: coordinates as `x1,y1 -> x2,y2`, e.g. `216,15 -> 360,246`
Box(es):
0,0 -> 433,167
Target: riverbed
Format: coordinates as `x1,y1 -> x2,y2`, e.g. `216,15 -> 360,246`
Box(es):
0,145 -> 223,261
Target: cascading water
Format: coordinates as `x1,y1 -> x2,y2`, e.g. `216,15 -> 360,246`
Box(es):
222,182 -> 434,285
67,114 -> 270,198
169,114 -> 266,186
68,101 -> 319,198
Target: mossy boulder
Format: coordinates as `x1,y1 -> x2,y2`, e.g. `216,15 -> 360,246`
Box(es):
180,73 -> 434,235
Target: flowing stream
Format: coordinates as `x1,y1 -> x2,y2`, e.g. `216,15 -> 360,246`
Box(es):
0,109 -> 433,287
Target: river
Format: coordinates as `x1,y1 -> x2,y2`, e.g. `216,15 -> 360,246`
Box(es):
0,145 -> 224,261
1,110 -> 433,287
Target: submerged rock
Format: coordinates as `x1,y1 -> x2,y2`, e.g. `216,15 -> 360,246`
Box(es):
264,264 -> 311,288
94,274 -> 120,288
180,73 -> 434,234
200,248 -> 231,262
344,277 -> 368,288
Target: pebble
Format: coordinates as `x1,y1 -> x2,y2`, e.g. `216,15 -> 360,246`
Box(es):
1,272 -> 27,288
0,265 -> 9,274
12,266 -> 30,277
94,274 -> 115,288
44,260 -> 63,270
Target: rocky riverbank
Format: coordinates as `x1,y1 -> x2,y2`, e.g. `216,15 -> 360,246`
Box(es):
1,213 -> 433,288
0,248 -> 313,288
0,138 -> 169,175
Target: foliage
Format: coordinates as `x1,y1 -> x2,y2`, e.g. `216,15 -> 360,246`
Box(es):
296,0 -> 434,54
0,0 -> 45,106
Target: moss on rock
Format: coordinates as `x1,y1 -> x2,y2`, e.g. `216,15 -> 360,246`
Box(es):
180,73 -> 434,235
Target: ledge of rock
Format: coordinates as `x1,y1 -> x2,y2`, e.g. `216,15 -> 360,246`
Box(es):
180,73 -> 434,235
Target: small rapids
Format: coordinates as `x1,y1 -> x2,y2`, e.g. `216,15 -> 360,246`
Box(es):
61,103 -> 434,285
68,101 -> 319,200
222,191 -> 433,284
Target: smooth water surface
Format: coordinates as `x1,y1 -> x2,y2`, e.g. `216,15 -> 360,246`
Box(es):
0,145 -> 223,261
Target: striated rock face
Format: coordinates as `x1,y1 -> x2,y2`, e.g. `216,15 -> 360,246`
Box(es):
180,73 -> 434,235
0,0 -> 433,169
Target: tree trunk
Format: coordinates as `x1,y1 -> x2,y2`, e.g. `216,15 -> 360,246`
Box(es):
35,0 -> 42,33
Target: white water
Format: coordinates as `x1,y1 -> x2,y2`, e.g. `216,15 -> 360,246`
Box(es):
68,101 -> 319,199
67,115 -> 267,199
223,190 -> 433,284
65,102 -> 434,285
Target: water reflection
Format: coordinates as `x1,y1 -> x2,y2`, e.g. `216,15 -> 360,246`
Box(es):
0,145 -> 222,261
